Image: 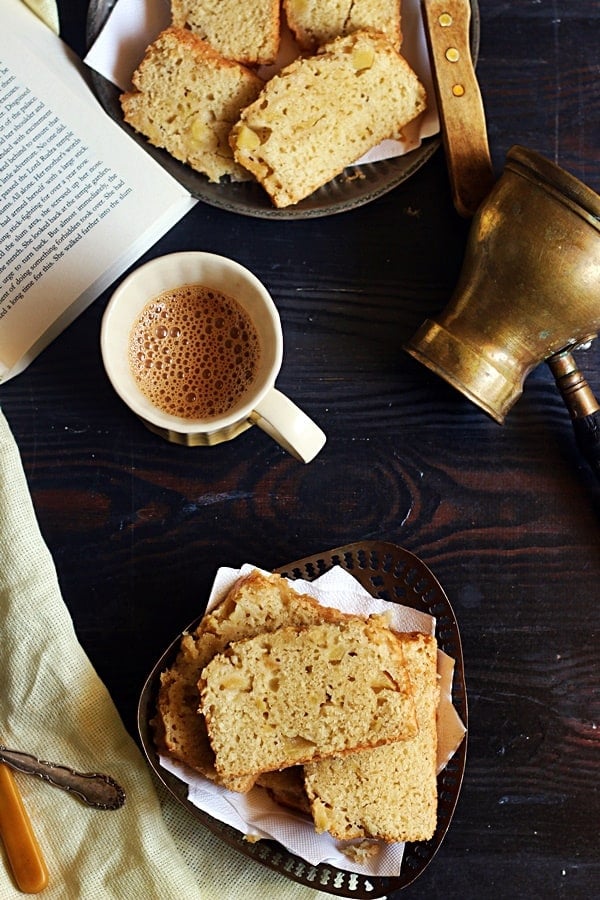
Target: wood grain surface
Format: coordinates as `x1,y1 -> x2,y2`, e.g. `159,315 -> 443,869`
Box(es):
1,2 -> 598,898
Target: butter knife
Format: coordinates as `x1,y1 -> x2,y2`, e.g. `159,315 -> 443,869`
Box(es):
0,747 -> 125,811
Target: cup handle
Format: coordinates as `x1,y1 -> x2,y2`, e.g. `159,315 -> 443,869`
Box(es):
251,389 -> 326,463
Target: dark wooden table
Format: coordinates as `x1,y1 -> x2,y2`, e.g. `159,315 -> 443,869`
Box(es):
2,2 -> 598,897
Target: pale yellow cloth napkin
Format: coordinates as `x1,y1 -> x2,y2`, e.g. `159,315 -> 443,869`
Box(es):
0,406 -> 333,898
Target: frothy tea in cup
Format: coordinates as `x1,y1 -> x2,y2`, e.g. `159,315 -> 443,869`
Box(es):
128,285 -> 261,420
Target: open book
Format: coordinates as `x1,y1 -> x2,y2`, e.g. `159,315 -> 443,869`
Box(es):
0,0 -> 197,382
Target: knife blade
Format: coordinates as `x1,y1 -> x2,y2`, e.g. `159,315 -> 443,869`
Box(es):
0,746 -> 125,810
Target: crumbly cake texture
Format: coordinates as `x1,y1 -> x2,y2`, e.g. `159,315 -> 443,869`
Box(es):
256,766 -> 312,814
304,632 -> 439,843
120,28 -> 263,183
199,616 -> 418,780
229,29 -> 427,207
283,0 -> 402,51
171,0 -> 280,65
155,569 -> 441,844
154,570 -> 350,791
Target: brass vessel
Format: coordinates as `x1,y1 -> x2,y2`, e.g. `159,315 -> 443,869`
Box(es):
406,145 -> 600,423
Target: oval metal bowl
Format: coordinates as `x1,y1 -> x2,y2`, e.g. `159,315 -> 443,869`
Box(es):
138,541 -> 467,897
86,1 -> 480,219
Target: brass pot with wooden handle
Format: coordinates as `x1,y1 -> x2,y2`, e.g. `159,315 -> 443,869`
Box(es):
407,0 -> 600,480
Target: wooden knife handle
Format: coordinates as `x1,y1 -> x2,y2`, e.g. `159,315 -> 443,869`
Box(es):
422,0 -> 495,216
548,350 -> 600,481
0,763 -> 49,893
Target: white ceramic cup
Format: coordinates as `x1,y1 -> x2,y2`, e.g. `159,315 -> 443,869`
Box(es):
100,252 -> 326,463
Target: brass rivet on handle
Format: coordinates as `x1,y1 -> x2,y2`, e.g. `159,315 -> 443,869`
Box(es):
446,47 -> 460,62
438,13 -> 453,27
452,84 -> 465,96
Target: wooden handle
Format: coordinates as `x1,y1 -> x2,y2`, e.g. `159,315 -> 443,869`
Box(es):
548,350 -> 600,481
422,0 -> 495,216
0,763 -> 49,893
571,413 -> 600,480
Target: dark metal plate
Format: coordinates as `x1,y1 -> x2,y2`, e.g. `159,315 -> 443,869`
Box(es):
86,1 -> 480,219
137,541 -> 467,897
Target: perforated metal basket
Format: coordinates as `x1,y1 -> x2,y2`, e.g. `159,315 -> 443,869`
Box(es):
138,541 -> 467,896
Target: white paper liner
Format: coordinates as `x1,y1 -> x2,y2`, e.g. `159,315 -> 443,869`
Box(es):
84,0 -> 440,164
158,564 -> 466,879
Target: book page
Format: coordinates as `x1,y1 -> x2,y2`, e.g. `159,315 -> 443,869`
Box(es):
0,0 -> 196,382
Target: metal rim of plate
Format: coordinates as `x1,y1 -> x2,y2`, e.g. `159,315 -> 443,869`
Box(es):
137,541 -> 467,898
86,1 -> 480,220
